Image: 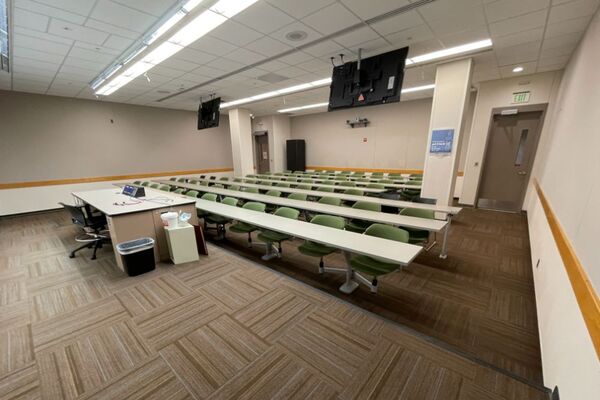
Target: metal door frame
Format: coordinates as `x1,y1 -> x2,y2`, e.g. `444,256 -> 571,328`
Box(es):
253,130 -> 269,174
475,103 -> 548,212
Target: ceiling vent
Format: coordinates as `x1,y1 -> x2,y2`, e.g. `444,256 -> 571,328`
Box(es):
285,31 -> 308,42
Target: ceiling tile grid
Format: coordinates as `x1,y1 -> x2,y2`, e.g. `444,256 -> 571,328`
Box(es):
2,0 -> 599,115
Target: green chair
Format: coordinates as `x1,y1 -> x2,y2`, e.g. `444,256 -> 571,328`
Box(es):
318,197 -> 342,206
266,190 -> 281,197
205,197 -> 238,238
257,207 -> 300,260
338,181 -> 356,187
293,171 -> 304,174
243,187 -> 259,194
356,178 -> 370,182
399,208 -> 435,244
197,192 -> 218,220
288,193 -> 307,201
219,177 -> 229,181
158,185 -> 171,191
300,179 -> 313,184
345,201 -> 381,233
400,182 -> 422,201
379,179 -> 393,184
177,177 -> 187,182
233,178 -> 243,182
229,184 -> 241,191
169,177 -> 177,181
296,185 -> 312,190
371,172 -> 384,178
316,186 -> 334,192
149,183 -> 159,189
298,215 -> 346,273
334,175 -> 346,181
276,182 -> 290,188
213,184 -> 225,188
229,202 -> 266,247
283,170 -> 292,173
349,224 -> 410,293
340,171 -> 351,175
133,180 -> 142,185
140,181 -> 150,187
344,188 -> 364,196
186,190 -> 199,198
173,188 -> 185,195
367,183 -> 385,189
389,173 -> 402,179
189,180 -> 199,185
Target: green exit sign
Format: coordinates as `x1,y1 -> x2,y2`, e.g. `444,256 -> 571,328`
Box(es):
512,91 -> 530,104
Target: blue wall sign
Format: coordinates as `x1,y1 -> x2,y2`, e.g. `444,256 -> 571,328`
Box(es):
430,129 -> 455,153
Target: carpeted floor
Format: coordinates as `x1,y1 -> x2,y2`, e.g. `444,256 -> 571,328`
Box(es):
0,209 -> 548,400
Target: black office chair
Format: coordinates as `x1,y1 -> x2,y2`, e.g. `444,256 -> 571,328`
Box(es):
59,203 -> 110,260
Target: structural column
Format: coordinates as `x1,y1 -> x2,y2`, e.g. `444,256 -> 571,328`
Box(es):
421,58 -> 473,206
228,108 -> 254,177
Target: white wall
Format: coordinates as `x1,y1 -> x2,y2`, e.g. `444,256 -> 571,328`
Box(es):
524,10 -> 600,399
460,71 -> 563,205
0,91 -> 233,215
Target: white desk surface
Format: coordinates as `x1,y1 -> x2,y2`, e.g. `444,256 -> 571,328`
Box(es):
72,187 -> 196,216
249,176 -> 420,190
156,181 -> 447,232
272,174 -> 411,183
242,177 -> 392,192
158,179 -> 461,215
195,199 -> 422,266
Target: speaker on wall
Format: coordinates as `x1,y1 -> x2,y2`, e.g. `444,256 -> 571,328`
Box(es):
286,139 -> 306,171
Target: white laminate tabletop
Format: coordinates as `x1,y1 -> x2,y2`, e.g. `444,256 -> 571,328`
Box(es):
245,176 -> 420,190
195,199 -> 423,265
72,187 -> 196,216
155,180 -> 447,232
242,177 -> 392,192
159,179 -> 461,215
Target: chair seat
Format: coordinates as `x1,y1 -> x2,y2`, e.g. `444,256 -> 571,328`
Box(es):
350,255 -> 400,277
205,214 -> 232,225
298,241 -> 337,257
257,230 -> 291,243
404,228 -> 430,243
229,221 -> 258,233
345,220 -> 371,233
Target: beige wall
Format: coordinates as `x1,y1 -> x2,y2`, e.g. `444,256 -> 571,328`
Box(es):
0,90 -> 233,214
460,70 -> 563,205
252,114 -> 291,173
289,95 -> 475,173
0,90 -> 232,183
524,10 -> 600,399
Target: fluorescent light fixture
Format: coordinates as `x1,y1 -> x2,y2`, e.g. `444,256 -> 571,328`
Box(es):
408,39 -> 492,64
278,102 -> 329,113
168,10 -> 226,46
277,84 -> 435,113
401,83 -> 435,93
512,66 -> 524,73
94,0 -> 258,96
221,78 -> 332,108
147,11 -> 186,45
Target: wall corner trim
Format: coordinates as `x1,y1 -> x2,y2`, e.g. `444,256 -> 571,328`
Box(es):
534,179 -> 600,360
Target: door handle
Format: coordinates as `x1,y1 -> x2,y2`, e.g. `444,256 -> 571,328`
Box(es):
517,171 -> 527,175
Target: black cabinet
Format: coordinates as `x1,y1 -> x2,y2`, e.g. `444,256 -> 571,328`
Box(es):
286,139 -> 306,171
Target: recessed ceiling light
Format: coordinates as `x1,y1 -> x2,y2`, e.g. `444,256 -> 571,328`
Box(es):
285,31 -> 308,41
512,66 -> 524,73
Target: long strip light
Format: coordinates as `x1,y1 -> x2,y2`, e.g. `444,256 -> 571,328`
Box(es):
277,84 -> 436,113
222,39 -> 492,109
94,0 -> 259,96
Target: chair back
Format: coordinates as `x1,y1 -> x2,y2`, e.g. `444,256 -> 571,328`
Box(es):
274,207 -> 300,220
364,224 -> 409,243
310,214 -> 345,230
59,203 -> 87,227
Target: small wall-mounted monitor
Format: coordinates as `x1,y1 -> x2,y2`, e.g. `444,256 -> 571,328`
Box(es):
328,47 -> 409,111
198,97 -> 221,130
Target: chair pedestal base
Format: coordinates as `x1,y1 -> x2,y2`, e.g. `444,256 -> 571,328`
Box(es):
339,280 -> 359,294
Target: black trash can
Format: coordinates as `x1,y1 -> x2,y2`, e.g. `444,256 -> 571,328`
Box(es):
116,237 -> 155,276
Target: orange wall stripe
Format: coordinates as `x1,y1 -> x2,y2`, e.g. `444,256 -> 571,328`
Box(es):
534,179 -> 600,359
0,167 -> 234,190
307,166 -> 465,176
